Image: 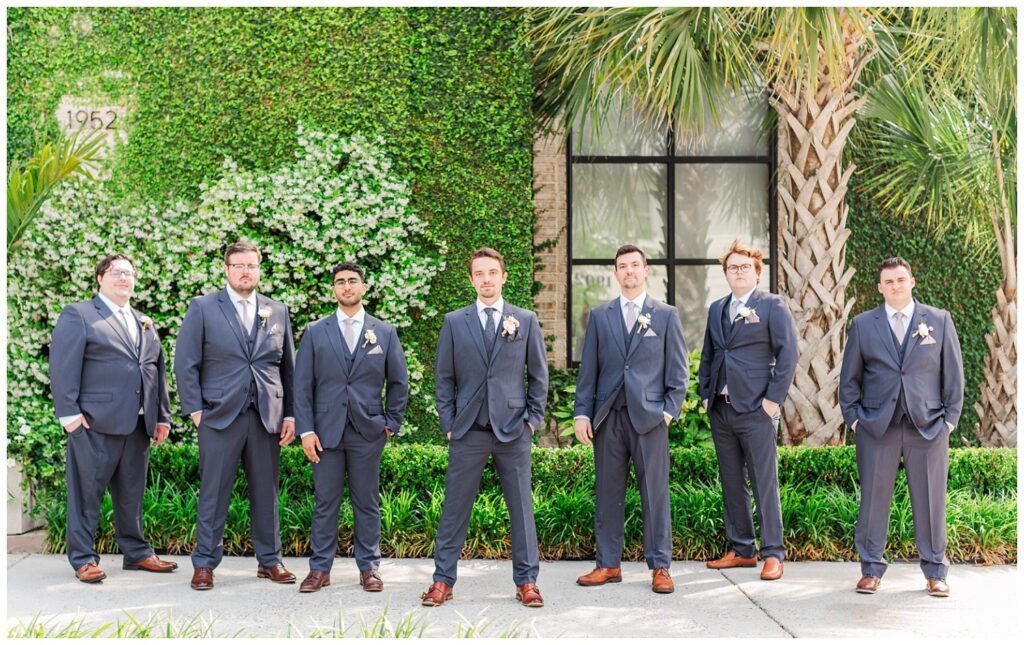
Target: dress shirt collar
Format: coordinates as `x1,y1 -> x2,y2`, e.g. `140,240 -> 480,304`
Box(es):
336,307 -> 366,325
884,300 -> 915,322
476,297 -> 505,318
619,291 -> 647,312
729,288 -> 756,309
98,292 -> 132,317
226,284 -> 257,308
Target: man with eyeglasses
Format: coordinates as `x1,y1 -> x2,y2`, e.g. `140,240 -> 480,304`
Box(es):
50,253 -> 178,583
698,239 -> 797,581
293,261 -> 408,593
174,240 -> 296,590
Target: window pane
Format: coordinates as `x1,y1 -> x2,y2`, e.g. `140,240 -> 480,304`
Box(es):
570,264 -> 668,363
573,164 -> 667,259
572,101 -> 667,156
674,265 -> 734,350
674,92 -> 769,156
674,164 -> 769,258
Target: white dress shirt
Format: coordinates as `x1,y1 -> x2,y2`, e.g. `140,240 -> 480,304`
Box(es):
884,301 -> 916,343
476,297 -> 505,335
337,306 -> 366,352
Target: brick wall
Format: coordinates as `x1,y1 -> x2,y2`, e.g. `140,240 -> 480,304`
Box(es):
532,130 -> 568,368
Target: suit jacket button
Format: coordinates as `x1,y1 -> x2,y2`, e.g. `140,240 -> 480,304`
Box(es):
135,390 -> 141,394
625,365 -> 630,370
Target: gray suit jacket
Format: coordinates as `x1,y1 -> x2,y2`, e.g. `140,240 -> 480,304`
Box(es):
697,289 -> 799,413
50,297 -> 171,436
839,301 -> 964,440
174,288 -> 295,432
293,312 -> 409,447
435,303 -> 548,442
573,296 -> 689,434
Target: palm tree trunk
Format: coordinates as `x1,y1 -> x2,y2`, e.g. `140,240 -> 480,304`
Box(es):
773,24 -> 874,446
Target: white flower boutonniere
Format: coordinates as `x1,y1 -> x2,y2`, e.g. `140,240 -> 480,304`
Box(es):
636,313 -> 652,331
737,306 -> 761,324
501,315 -> 520,339
362,329 -> 378,348
139,315 -> 154,330
257,308 -> 271,328
912,322 -> 936,345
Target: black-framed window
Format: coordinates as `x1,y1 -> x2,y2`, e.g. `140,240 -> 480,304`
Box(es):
567,96 -> 777,365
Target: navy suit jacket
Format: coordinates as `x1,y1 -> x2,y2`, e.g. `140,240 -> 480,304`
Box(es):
573,296 -> 689,434
840,301 -> 964,440
173,288 -> 295,432
293,312 -> 408,447
697,289 -> 798,413
434,303 -> 548,442
50,297 -> 171,436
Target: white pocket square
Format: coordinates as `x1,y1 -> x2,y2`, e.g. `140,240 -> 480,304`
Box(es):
644,328 -> 657,338
920,336 -> 937,346
367,345 -> 384,355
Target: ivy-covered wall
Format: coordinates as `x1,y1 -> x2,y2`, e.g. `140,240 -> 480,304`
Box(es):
7,7 -> 536,441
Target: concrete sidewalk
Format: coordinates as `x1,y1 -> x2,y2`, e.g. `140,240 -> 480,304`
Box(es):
4,554 -> 1019,638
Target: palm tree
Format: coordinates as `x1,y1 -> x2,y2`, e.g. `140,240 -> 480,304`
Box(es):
529,7 -> 881,445
857,8 -> 1016,446
7,128 -> 105,254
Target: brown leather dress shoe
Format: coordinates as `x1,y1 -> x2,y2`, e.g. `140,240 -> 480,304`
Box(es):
760,557 -> 784,580
75,562 -> 106,584
124,554 -> 178,573
576,567 -> 622,586
516,583 -> 544,607
191,567 -> 214,590
299,570 -> 331,593
926,578 -> 950,597
257,563 -> 296,583
652,568 -> 675,594
420,581 -> 454,607
707,550 -> 758,569
855,575 -> 881,594
360,569 -> 383,592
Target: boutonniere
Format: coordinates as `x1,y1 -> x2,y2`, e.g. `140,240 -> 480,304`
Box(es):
257,308 -> 271,328
362,328 -> 378,348
139,315 -> 154,330
912,322 -> 936,344
501,315 -> 520,339
737,306 -> 761,324
636,313 -> 652,331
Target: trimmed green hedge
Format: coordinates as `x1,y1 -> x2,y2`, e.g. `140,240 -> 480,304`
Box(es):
37,444 -> 1016,564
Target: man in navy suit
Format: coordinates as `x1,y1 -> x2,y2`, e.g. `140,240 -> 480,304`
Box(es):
294,261 -> 408,593
698,240 -> 798,581
840,257 -> 964,597
573,244 -> 689,594
174,240 -> 297,590
50,253 -> 178,583
421,247 -> 548,608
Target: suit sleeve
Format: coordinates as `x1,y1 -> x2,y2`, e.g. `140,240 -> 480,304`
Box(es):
839,318 -> 864,427
697,314 -> 714,402
662,306 -> 689,419
293,324 -> 316,437
173,298 -> 205,418
50,305 -> 87,419
940,310 -> 965,428
156,331 -> 172,424
434,315 -> 456,435
280,306 -> 295,420
384,326 -> 409,433
573,313 -> 600,419
765,297 -> 799,404
525,312 -> 548,428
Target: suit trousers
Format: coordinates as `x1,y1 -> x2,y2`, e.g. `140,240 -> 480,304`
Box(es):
192,407 -> 283,570
308,428 -> 387,573
855,417 -> 950,580
593,406 -> 673,569
65,416 -> 154,570
432,428 -> 539,586
709,402 -> 785,561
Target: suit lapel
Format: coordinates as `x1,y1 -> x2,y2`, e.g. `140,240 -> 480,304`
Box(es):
462,307 -> 488,364
624,298 -> 654,360
251,295 -> 271,356
872,306 -> 900,364
902,304 -> 927,364
608,299 -> 627,359
488,306 -> 507,363
711,296 -> 727,348
349,316 -> 375,375
325,313 -> 349,366
94,298 -> 138,358
217,290 -> 250,354
729,290 -> 761,342
131,308 -> 147,362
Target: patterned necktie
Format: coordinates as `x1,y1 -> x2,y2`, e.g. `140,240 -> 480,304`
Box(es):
484,307 -> 497,351
893,311 -> 906,342
344,317 -> 357,353
239,299 -> 253,333
625,301 -> 637,332
119,309 -> 138,346
729,298 -> 740,327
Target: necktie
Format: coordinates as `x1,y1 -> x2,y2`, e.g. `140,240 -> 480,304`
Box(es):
729,298 -> 740,324
484,307 -> 497,351
239,299 -> 253,333
344,317 -> 357,353
119,309 -> 138,346
893,311 -> 906,342
625,301 -> 637,332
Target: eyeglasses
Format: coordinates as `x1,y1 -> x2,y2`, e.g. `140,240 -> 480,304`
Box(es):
106,270 -> 137,279
333,278 -> 363,286
228,263 -> 260,272
726,264 -> 755,275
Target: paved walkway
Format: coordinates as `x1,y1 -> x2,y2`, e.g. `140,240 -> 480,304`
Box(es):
4,552 -> 1019,638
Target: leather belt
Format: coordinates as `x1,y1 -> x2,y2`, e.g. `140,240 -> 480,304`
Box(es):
715,394 -> 732,406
